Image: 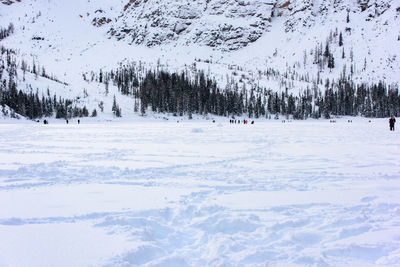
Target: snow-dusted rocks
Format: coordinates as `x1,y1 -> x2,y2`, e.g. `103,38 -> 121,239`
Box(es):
283,0 -> 394,32
109,0 -> 275,50
107,0 -> 396,51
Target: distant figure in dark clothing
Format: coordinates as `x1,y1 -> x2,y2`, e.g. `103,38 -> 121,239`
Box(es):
78,119 -> 80,124
66,120 -> 69,124
389,116 -> 396,131
43,119 -> 48,125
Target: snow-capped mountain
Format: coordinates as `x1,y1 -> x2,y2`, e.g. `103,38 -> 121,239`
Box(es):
0,0 -> 399,120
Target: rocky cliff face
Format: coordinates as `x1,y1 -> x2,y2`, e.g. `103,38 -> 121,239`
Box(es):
107,0 -> 396,51
283,0 -> 393,31
109,0 -> 276,50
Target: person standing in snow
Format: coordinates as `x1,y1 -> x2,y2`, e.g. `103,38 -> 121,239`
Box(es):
389,116 -> 396,131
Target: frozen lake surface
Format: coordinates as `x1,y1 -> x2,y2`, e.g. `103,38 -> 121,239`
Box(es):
0,119 -> 399,266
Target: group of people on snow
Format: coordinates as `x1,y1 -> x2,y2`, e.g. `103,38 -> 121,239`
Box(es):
41,119 -> 81,125
229,119 -> 254,124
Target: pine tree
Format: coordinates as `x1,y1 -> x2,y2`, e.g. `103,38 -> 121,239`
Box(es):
82,106 -> 89,117
41,66 -> 46,78
140,100 -> 146,116
21,59 -> 27,80
112,95 -> 122,117
32,60 -> 37,75
324,42 -> 330,58
134,98 -> 139,112
112,95 -> 117,113
328,54 -> 335,69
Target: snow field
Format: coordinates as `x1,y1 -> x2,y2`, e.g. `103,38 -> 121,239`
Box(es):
0,118 -> 399,266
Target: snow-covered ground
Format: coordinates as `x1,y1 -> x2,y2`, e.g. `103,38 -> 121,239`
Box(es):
0,118 -> 399,266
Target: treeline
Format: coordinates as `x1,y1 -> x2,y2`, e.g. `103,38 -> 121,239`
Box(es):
1,85 -> 89,119
0,23 -> 14,41
103,65 -> 400,119
0,46 -> 91,119
318,81 -> 400,118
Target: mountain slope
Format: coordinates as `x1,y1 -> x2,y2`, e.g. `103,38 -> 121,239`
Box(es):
0,0 -> 399,119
